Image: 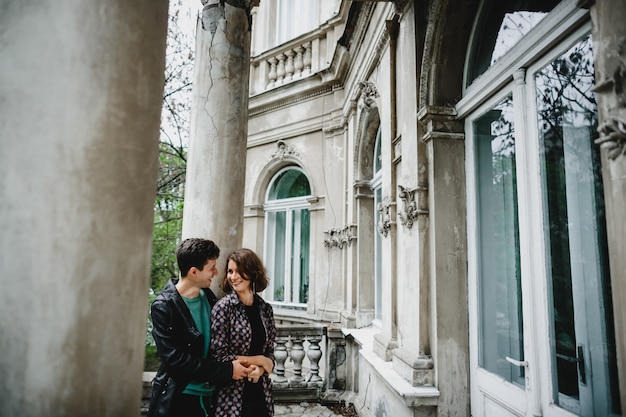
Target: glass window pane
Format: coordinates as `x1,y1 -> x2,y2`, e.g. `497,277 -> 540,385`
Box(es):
475,95 -> 525,385
374,186 -> 382,320
374,128 -> 382,173
276,0 -> 318,45
537,35 -> 619,413
268,210 -> 286,302
297,208 -> 310,303
467,0 -> 560,84
268,169 -> 311,200
264,168 -> 311,306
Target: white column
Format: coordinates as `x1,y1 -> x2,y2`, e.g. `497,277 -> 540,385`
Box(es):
0,1 -> 168,416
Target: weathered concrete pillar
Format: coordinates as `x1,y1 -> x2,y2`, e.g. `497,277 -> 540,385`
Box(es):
0,1 -> 168,416
183,0 -> 256,288
591,0 -> 626,409
419,106 -> 469,416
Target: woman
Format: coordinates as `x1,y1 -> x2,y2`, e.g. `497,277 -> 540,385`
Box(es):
210,248 -> 276,417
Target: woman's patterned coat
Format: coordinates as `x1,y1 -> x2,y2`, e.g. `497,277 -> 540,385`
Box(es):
210,293 -> 276,417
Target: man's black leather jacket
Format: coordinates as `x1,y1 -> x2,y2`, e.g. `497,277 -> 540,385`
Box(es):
147,279 -> 233,417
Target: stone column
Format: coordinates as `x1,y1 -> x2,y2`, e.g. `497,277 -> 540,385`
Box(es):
0,1 -> 168,416
591,0 -> 626,409
418,106 -> 470,416
183,0 -> 257,290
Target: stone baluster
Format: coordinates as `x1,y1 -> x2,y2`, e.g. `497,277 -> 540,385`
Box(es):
289,336 -> 305,384
267,57 -> 277,88
284,50 -> 295,82
294,46 -> 304,78
306,335 -> 323,383
273,335 -> 289,383
276,53 -> 286,84
303,42 -> 312,74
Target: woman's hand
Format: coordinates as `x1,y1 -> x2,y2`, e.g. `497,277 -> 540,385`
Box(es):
237,355 -> 274,375
246,364 -> 265,383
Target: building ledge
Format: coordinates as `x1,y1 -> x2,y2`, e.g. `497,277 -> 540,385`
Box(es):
344,328 -> 440,408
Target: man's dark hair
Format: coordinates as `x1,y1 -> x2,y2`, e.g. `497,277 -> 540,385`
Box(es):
176,238 -> 220,277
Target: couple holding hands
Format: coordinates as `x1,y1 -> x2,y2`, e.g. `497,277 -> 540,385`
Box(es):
148,238 -> 276,417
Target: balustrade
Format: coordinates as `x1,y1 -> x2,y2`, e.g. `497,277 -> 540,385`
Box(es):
142,322 -> 347,413
271,324 -> 325,391
250,18 -> 341,95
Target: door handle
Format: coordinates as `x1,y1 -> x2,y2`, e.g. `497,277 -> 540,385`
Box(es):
577,345 -> 586,385
555,346 -> 586,385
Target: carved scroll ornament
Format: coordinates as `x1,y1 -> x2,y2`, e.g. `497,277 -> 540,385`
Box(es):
377,199 -> 394,237
323,226 -> 356,249
596,117 -> 626,160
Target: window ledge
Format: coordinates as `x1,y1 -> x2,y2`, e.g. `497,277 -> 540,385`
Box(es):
344,327 -> 440,408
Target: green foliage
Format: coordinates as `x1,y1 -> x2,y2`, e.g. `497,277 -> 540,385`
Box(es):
144,345 -> 161,372
149,0 -> 193,295
145,1 -> 193,371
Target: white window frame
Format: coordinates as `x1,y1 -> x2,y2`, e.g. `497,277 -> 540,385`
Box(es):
370,128 -> 383,324
459,1 -> 616,415
263,167 -> 311,306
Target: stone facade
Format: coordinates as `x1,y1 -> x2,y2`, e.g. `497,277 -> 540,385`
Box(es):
0,0 -> 624,416
243,0 -> 625,416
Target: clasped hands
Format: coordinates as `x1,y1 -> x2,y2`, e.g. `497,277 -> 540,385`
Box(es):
231,355 -> 274,383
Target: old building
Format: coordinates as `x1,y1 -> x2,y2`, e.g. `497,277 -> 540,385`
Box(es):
1,0 -> 623,416
239,0 -> 625,416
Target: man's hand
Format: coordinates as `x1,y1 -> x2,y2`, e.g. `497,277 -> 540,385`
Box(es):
231,359 -> 249,380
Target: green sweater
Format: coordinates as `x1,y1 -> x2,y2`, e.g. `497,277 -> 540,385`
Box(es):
181,290 -> 215,398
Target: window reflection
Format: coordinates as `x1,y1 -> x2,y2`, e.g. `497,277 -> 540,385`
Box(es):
536,35 -> 619,413
475,95 -> 525,385
468,0 -> 560,84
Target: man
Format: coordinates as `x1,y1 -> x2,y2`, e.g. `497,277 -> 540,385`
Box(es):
148,238 -> 249,417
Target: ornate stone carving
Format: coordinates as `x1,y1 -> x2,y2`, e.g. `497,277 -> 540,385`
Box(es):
393,0 -> 410,15
377,198 -> 394,238
359,80 -> 379,110
270,140 -> 300,160
596,117 -> 626,159
593,63 -> 626,107
593,62 -> 626,160
324,226 -> 356,249
397,185 -> 418,229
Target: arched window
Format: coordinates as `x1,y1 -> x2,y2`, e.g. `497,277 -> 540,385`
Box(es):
459,1 -> 619,415
370,128 -> 382,321
264,167 -> 311,305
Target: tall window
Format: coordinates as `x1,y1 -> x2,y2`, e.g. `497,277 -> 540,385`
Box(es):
371,128 -> 383,321
474,95 -> 524,385
461,1 -> 619,415
276,0 -> 318,46
264,167 -> 311,305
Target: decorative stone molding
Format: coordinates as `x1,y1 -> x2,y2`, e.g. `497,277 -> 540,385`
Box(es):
593,62 -> 626,107
323,226 -> 357,249
377,198 -> 395,238
354,180 -> 374,200
358,80 -> 379,111
592,62 -> 626,159
393,0 -> 410,15
398,185 -> 428,230
417,106 -> 464,143
576,0 -> 595,9
596,117 -> 626,159
270,140 -> 301,161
